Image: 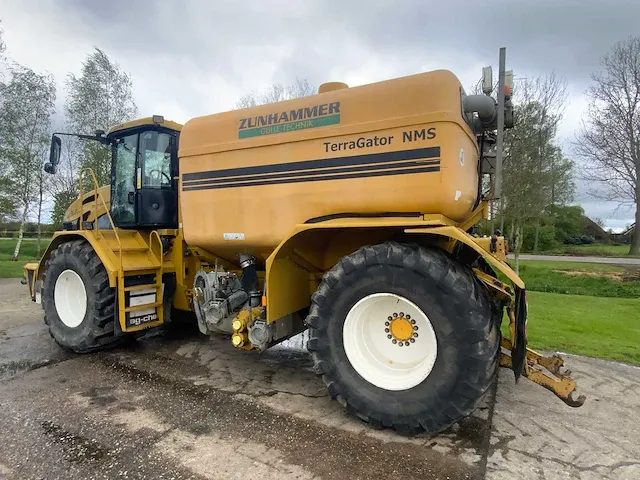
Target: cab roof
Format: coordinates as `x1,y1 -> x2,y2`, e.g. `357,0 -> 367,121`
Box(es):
107,116 -> 183,135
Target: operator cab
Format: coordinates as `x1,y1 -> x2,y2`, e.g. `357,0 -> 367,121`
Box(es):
109,118 -> 180,229
46,116 -> 181,230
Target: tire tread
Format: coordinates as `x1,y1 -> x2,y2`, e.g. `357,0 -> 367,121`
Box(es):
306,241 -> 499,435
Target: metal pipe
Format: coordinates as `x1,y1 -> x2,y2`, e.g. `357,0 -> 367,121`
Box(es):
463,95 -> 497,128
495,47 -> 506,201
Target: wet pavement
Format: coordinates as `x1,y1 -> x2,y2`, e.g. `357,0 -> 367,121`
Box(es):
1,278 -> 639,479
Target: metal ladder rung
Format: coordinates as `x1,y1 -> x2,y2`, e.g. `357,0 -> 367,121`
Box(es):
124,283 -> 162,292
123,266 -> 161,273
114,246 -> 149,252
125,301 -> 163,313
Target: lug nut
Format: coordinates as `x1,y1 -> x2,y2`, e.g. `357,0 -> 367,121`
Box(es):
406,314 -> 411,320
392,339 -> 397,344
385,321 -> 390,326
399,342 -> 403,347
405,342 -> 410,346
388,316 -> 393,321
414,326 -> 418,331
410,319 -> 416,325
385,328 -> 390,333
410,338 -> 415,343
413,333 -> 418,338
393,313 -> 398,318
399,312 -> 404,317
387,334 -> 392,339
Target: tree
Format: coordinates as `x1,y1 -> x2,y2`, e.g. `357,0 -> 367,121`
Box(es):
64,47 -> 138,186
0,177 -> 18,222
500,73 -> 572,268
50,188 -> 78,227
33,150 -> 52,257
574,36 -> 640,255
235,77 -> 316,108
0,63 -> 56,260
0,19 -> 5,59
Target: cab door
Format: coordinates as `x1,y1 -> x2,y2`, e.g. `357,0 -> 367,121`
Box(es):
110,127 -> 178,229
136,129 -> 178,228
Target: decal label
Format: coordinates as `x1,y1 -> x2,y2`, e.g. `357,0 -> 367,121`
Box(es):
239,102 -> 341,138
223,232 -> 246,240
324,135 -> 394,153
402,127 -> 436,142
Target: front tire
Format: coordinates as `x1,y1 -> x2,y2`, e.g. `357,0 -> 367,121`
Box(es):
306,241 -> 499,435
42,239 -> 127,353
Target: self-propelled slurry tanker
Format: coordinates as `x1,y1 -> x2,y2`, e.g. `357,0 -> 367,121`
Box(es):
24,68 -> 584,435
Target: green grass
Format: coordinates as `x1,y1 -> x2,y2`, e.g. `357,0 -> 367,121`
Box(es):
525,291 -> 640,364
516,259 -> 640,298
519,259 -> 626,272
536,242 -> 640,258
0,238 -> 48,278
563,243 -> 639,257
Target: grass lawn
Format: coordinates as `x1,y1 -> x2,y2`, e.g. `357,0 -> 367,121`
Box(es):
525,291 -> 640,364
517,260 -> 640,298
557,243 -> 639,258
0,238 -> 48,278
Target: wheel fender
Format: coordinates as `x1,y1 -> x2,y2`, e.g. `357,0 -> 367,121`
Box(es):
404,225 -> 525,289
34,232 -> 118,290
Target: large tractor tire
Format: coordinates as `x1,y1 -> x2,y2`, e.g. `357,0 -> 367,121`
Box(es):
42,239 -> 126,353
306,241 -> 499,435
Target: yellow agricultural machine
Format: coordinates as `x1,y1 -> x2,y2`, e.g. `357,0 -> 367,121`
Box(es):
24,67 -> 584,435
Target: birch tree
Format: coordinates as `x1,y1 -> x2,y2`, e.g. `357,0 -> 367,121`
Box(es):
574,36 -> 640,255
0,63 -> 56,260
64,48 -> 137,186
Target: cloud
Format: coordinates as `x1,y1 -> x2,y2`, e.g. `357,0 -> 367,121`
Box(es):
1,0 -> 639,224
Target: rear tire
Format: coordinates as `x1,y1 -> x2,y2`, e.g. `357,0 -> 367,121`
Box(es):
42,239 -> 128,353
306,241 -> 499,435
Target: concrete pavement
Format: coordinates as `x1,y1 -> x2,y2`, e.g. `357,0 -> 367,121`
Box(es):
1,278 -> 639,479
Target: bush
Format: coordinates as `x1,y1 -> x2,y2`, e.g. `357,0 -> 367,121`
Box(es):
522,224 -> 558,252
564,234 -> 595,245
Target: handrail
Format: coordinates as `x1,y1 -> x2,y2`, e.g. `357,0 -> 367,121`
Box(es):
149,230 -> 163,266
78,168 -> 123,273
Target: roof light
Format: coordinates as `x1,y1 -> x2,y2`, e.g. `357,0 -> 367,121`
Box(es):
482,66 -> 493,95
152,115 -> 165,124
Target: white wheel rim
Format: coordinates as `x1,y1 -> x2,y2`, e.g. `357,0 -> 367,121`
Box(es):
343,293 -> 438,391
54,269 -> 87,328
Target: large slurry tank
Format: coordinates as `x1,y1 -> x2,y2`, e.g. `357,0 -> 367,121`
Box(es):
178,69 -> 479,259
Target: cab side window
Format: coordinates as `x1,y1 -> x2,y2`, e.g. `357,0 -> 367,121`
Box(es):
140,131 -> 172,188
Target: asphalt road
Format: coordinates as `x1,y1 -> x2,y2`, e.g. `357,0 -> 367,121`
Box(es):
1,278 -> 639,479
508,253 -> 640,265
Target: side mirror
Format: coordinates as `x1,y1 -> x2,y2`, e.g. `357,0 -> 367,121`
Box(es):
47,135 -> 62,174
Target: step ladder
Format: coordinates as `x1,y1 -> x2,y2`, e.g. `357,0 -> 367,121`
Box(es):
103,230 -> 165,333
75,169 -> 165,333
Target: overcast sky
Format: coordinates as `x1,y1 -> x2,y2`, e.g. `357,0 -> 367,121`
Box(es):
2,0 -> 639,230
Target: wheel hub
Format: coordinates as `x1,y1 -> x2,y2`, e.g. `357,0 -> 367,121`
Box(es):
385,312 -> 419,346
343,293 -> 438,391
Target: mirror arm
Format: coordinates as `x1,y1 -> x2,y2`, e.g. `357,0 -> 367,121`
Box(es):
52,132 -> 112,145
